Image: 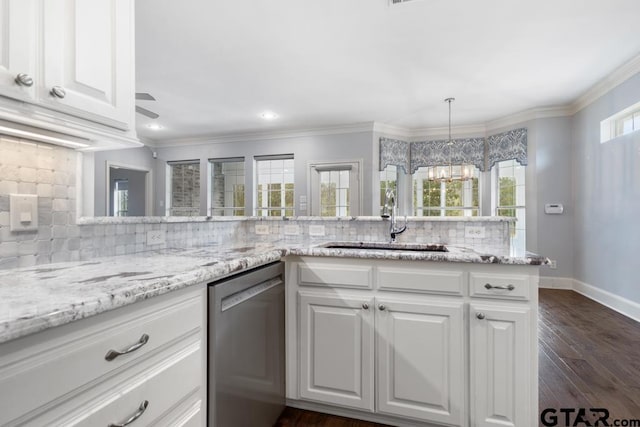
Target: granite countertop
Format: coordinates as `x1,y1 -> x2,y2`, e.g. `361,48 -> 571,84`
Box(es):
0,241 -> 549,345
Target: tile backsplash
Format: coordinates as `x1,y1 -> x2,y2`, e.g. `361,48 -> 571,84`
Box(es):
0,136 -> 513,270
0,137 -> 78,269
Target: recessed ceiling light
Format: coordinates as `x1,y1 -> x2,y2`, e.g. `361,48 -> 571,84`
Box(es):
260,111 -> 278,120
146,123 -> 164,130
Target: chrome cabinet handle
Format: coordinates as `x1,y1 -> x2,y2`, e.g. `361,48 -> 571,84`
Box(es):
485,283 -> 515,291
50,86 -> 66,98
476,312 -> 486,320
362,303 -> 369,310
105,334 -> 149,361
108,400 -> 149,427
378,304 -> 386,311
15,73 -> 34,87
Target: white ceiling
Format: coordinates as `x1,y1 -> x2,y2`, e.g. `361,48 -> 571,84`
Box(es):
135,0 -> 640,143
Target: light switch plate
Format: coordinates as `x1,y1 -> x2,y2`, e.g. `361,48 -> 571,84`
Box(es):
10,194 -> 38,232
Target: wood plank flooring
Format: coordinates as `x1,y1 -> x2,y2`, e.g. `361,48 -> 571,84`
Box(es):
274,289 -> 640,426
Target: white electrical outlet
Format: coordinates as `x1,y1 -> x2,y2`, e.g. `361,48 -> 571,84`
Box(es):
549,259 -> 557,269
146,230 -> 165,245
465,226 -> 486,238
308,225 -> 325,236
255,224 -> 270,235
284,225 -> 300,235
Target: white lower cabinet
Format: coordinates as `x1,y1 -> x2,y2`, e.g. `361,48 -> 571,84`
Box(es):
299,292 -> 375,411
287,257 -> 539,427
470,303 -> 532,427
0,285 -> 207,427
376,297 -> 464,425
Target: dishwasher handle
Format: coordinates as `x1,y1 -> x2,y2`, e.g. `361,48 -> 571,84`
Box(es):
220,277 -> 283,312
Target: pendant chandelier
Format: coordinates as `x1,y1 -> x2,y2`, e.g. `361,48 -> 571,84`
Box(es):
427,97 -> 474,182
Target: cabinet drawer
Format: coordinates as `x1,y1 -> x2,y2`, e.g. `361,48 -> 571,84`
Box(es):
0,288 -> 204,425
35,341 -> 203,427
470,272 -> 530,300
376,266 -> 464,296
298,262 -> 372,289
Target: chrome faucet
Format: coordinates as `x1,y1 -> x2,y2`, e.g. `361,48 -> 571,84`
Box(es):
381,188 -> 407,242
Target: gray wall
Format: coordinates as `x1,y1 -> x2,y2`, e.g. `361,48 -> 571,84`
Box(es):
572,72 -> 640,304
154,131 -> 376,216
109,168 -> 148,216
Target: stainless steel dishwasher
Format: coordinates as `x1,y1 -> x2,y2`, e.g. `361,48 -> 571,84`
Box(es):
208,261 -> 285,427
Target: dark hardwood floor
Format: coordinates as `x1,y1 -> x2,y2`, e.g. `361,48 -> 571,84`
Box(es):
274,289 -> 640,426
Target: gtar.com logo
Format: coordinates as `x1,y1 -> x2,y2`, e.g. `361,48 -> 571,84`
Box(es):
541,408 -> 640,426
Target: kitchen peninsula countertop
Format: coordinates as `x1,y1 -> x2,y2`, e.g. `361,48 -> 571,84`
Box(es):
0,241 -> 549,345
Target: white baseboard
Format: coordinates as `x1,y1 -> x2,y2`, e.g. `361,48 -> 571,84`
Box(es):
539,277 -> 574,289
541,276 -> 640,323
572,279 -> 640,323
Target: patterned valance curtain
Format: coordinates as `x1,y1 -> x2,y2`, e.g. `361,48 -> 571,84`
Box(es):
486,128 -> 528,170
410,138 -> 486,173
379,127 -> 527,174
379,137 -> 410,173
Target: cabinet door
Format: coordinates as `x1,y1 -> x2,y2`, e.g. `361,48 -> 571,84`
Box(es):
298,291 -> 374,411
470,303 -> 532,427
376,297 -> 465,425
41,0 -> 134,130
0,0 -> 38,101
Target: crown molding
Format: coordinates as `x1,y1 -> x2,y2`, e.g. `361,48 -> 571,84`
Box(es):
485,106 -> 573,133
151,122 -> 376,148
570,52 -> 640,114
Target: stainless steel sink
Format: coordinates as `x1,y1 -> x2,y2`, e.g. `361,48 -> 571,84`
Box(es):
321,242 -> 448,252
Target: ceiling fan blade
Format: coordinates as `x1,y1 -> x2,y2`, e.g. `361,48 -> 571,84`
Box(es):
136,106 -> 160,119
135,92 -> 156,101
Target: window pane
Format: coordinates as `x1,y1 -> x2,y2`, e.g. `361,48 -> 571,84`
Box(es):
256,157 -> 295,217
380,165 -> 398,215
210,160 -> 245,216
412,166 -> 479,216
170,162 -> 200,216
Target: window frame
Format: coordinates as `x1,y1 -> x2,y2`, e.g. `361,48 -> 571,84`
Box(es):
254,154 -> 295,217
208,157 -> 246,216
309,160 -> 362,217
166,159 -> 201,217
412,166 -> 481,217
492,159 -> 526,255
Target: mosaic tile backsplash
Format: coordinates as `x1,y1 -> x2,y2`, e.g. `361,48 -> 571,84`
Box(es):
0,137 -> 512,270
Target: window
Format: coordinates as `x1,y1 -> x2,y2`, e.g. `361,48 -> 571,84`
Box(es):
168,160 -> 200,216
379,165 -> 398,215
495,159 -> 525,255
310,161 -> 361,216
113,179 -> 128,217
412,167 -> 479,216
255,155 -> 294,217
600,101 -> 640,142
210,158 -> 245,216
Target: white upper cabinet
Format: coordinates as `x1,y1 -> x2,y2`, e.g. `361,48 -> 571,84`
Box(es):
0,0 -> 38,101
41,0 -> 134,130
0,0 -> 138,148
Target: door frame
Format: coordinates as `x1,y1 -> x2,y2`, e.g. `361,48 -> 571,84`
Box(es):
105,160 -> 153,216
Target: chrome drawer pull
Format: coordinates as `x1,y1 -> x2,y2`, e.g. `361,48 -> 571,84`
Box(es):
485,283 -> 515,291
108,400 -> 149,427
105,334 -> 149,361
